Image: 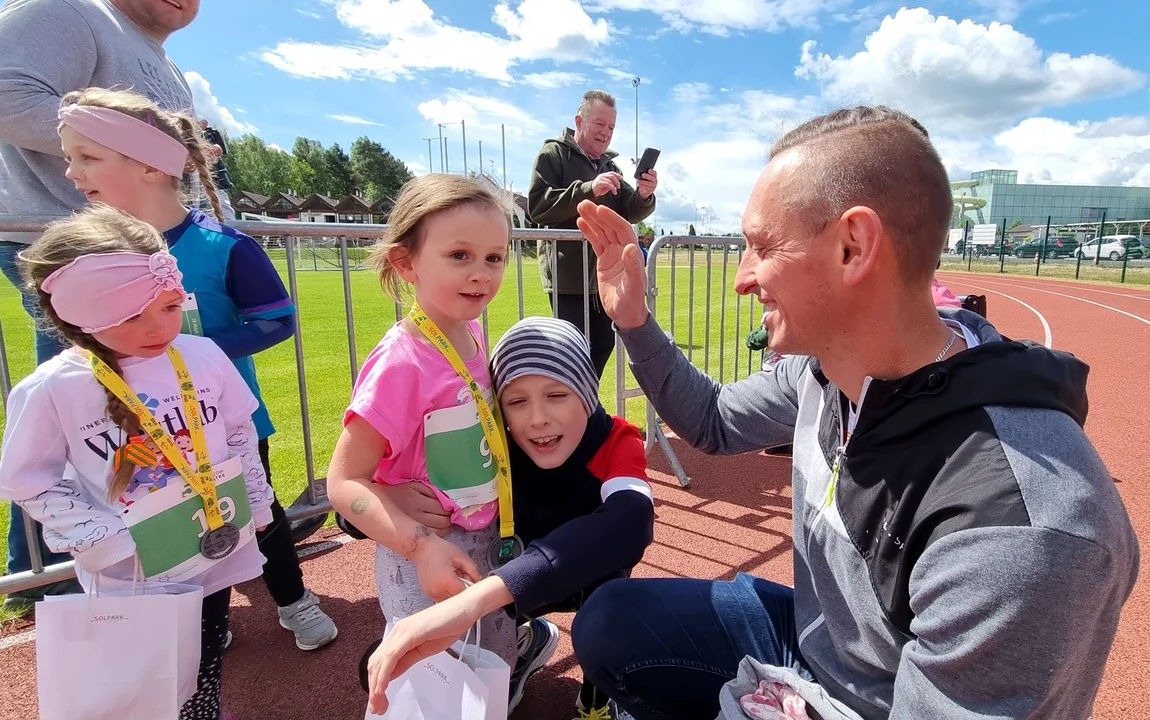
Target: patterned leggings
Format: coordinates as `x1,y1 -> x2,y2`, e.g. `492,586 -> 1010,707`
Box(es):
179,587 -> 232,720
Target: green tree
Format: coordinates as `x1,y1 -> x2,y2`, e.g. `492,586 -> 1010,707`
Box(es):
222,135 -> 294,196
291,137 -> 330,195
635,220 -> 654,237
1009,219 -> 1023,229
688,224 -> 697,236
349,136 -> 413,203
325,142 -> 356,198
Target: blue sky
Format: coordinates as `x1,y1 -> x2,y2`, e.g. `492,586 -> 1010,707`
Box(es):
168,0 -> 1150,233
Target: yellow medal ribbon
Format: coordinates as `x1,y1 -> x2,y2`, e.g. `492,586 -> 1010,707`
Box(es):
90,347 -> 224,531
407,304 -> 514,539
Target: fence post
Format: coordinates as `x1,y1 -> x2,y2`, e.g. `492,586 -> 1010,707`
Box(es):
966,220 -> 973,272
0,312 -> 11,407
1095,212 -> 1107,266
999,218 -> 1007,273
1039,215 -> 1051,275
339,237 -> 358,383
1121,243 -> 1130,283
283,235 -> 318,504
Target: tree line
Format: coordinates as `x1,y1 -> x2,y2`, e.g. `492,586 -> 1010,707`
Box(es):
221,134 -> 414,204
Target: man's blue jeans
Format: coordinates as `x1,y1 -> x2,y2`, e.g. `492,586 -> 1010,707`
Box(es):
0,241 -> 71,581
571,573 -> 815,720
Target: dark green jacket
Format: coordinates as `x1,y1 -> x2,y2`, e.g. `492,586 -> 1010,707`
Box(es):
528,128 -> 656,294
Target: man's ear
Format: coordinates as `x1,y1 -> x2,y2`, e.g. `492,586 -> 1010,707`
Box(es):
838,206 -> 883,287
389,246 -> 416,282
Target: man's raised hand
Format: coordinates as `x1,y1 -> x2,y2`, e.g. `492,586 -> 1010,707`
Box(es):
577,200 -> 649,330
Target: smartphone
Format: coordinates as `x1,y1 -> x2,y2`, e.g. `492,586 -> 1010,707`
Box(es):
635,147 -> 660,180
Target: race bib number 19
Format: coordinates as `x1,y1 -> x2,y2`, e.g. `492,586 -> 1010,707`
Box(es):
121,456 -> 255,582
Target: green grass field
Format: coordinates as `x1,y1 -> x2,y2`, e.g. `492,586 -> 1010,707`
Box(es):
0,249 -> 767,591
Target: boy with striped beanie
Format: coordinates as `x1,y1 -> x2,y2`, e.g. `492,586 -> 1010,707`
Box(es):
490,316 -> 655,720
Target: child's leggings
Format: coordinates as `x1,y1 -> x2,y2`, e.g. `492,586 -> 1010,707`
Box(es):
374,523 -> 518,667
179,586 -> 232,720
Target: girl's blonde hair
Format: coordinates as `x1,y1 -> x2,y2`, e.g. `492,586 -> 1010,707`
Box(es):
19,205 -> 171,500
60,87 -> 224,222
369,174 -> 513,300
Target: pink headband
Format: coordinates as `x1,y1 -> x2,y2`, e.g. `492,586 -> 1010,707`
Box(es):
58,104 -> 189,178
42,251 -> 186,333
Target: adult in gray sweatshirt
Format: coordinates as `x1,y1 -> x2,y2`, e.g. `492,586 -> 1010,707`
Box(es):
570,107 -> 1139,720
0,0 -> 197,607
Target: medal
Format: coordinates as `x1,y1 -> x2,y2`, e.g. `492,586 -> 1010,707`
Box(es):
199,522 -> 240,559
487,534 -> 524,568
91,347 -> 235,561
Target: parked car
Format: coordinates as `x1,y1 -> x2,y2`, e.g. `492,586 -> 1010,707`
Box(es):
1013,237 -> 1077,259
1075,235 -> 1145,261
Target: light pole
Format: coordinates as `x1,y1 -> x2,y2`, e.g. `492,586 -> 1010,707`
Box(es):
422,137 -> 436,172
478,140 -> 483,178
632,77 -> 641,164
439,121 -> 464,174
437,124 -> 445,172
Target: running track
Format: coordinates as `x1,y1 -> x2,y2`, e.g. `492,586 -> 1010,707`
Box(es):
0,272 -> 1144,719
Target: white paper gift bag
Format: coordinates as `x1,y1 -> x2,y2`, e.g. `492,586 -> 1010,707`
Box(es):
36,572 -> 204,720
365,620 -> 510,720
456,622 -> 511,720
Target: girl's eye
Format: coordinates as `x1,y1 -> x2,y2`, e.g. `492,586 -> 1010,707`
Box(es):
487,254 -> 505,264
504,397 -> 525,406
451,251 -> 468,261
548,392 -> 569,400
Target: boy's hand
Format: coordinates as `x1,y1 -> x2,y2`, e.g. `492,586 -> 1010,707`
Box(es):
409,528 -> 482,602
379,482 -> 453,535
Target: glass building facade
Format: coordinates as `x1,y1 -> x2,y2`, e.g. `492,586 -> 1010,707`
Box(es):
953,169 -> 1150,227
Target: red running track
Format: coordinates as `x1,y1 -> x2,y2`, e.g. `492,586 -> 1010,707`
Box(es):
0,271 -> 1143,719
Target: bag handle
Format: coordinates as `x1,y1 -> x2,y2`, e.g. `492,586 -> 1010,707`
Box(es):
88,555 -> 145,599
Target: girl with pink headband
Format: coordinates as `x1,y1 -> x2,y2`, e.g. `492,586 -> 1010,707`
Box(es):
0,205 -> 278,720
56,87 -> 339,656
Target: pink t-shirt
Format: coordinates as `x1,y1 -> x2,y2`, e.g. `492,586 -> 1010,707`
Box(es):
932,278 -> 962,309
345,320 -> 499,531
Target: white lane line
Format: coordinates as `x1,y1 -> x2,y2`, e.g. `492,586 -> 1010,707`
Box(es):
946,280 -> 1053,348
0,532 -> 355,649
966,278 -> 1150,328
942,274 -> 1150,303
0,629 -> 35,651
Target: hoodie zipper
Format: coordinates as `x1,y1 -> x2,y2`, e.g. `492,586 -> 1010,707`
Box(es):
805,379 -> 871,557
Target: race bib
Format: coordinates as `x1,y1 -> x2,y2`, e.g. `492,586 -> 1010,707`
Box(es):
424,400 -> 498,510
181,293 -> 204,336
121,456 -> 254,582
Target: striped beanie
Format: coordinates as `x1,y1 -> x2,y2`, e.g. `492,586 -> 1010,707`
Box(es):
490,316 -> 599,415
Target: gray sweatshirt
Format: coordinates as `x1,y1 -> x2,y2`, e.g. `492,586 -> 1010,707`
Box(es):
0,0 -> 192,243
621,308 -> 1139,720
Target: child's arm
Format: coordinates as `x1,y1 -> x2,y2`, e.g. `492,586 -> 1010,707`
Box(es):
0,375 -> 136,573
329,416 -> 482,601
216,347 -> 275,529
212,229 -> 296,359
494,420 -> 655,615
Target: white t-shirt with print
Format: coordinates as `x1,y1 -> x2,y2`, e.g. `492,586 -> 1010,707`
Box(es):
0,334 -> 275,596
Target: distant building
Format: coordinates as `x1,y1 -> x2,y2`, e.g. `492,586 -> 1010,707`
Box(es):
952,169 -> 1150,231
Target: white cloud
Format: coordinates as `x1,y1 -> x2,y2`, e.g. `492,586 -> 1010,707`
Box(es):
795,8 -> 1144,134
417,91 -> 545,137
1040,10 -> 1085,24
268,143 -> 284,152
966,116 -> 1150,187
588,0 -> 831,36
183,71 -> 255,136
262,0 -> 610,83
521,71 -> 589,89
327,113 -> 386,126
971,0 -> 1024,22
601,68 -> 640,84
671,82 -> 711,103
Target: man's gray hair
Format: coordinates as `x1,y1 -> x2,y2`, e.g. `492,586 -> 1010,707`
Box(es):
578,90 -> 616,118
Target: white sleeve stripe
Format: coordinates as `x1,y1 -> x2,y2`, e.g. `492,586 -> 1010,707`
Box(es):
601,476 -> 653,503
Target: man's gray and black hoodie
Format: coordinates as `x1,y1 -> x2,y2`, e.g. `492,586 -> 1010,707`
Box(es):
621,307 -> 1139,720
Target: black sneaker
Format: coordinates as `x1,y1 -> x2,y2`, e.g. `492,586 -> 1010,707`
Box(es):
289,513 -> 328,544
508,617 -> 559,712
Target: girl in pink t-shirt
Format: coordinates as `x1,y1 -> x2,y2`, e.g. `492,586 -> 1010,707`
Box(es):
327,174 -> 519,667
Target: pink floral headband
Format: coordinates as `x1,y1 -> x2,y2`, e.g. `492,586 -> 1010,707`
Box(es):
42,251 -> 185,333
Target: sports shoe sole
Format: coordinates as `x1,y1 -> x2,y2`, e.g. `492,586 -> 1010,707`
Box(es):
509,620 -> 560,713
279,618 -> 339,651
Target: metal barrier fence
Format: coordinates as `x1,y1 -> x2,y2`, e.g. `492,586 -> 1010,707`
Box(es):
941,215 -> 1150,285
0,216 -> 758,595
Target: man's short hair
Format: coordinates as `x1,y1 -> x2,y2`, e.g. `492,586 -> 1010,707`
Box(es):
578,90 -> 616,118
770,106 -> 953,285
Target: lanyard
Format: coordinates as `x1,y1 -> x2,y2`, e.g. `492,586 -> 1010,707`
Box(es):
90,347 -> 224,531
407,304 -> 514,539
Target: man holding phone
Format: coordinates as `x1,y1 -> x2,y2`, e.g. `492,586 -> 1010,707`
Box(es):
528,89 -> 658,378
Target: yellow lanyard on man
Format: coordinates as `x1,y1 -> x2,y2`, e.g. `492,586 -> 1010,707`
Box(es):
90,347 -> 239,559
407,304 -> 515,541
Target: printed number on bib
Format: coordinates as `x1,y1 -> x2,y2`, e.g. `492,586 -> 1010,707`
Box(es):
122,456 -> 255,582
